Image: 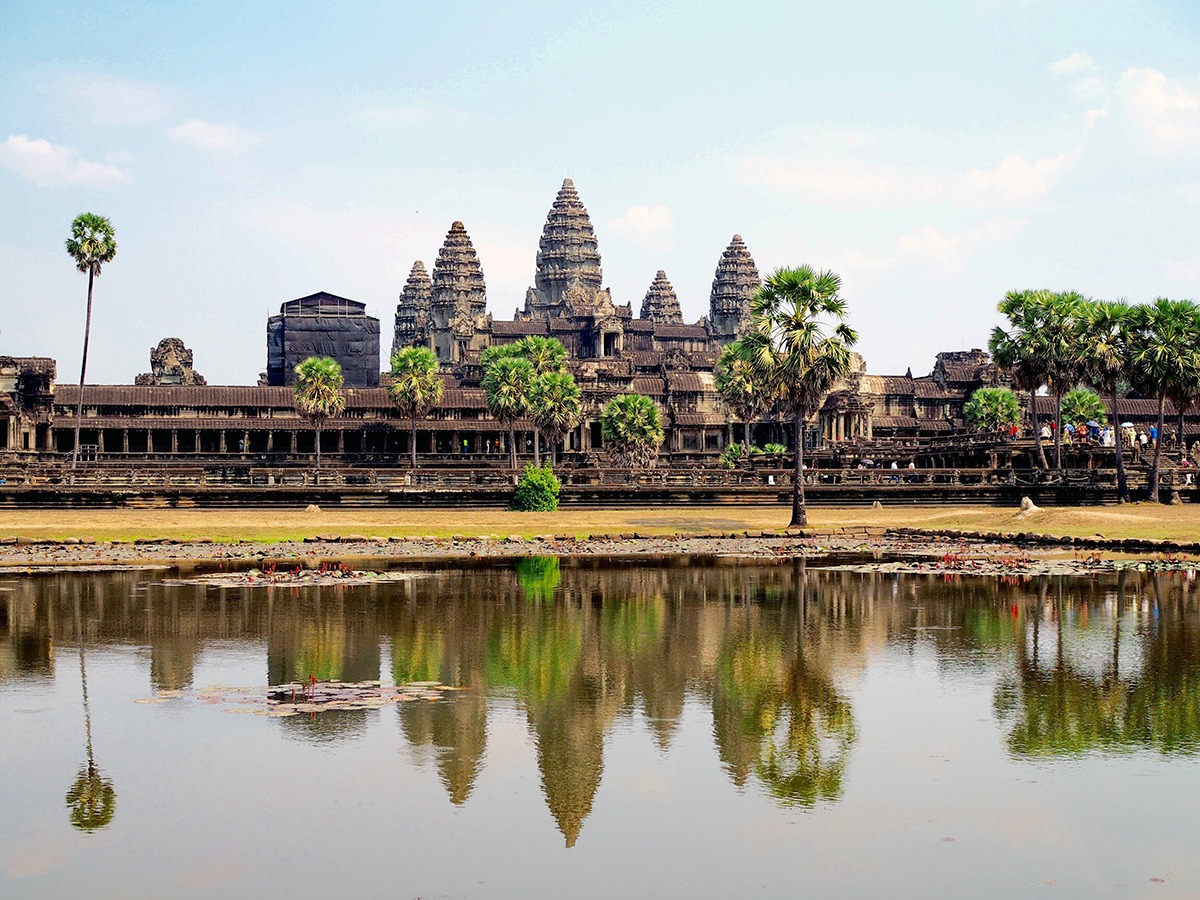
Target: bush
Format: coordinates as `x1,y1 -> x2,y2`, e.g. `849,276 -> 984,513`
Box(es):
511,464 -> 560,511
760,443 -> 787,455
718,444 -> 746,469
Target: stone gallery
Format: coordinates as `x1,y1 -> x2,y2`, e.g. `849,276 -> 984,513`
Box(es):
0,179 -> 1009,462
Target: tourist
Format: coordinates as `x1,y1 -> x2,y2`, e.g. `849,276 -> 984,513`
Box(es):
1149,425 -> 1158,447
1040,423 -> 1051,440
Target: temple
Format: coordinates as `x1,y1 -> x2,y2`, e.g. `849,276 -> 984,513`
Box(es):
4,176 -> 1158,466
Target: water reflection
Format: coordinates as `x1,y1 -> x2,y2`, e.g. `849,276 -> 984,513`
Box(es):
995,570 -> 1200,756
66,591 -> 115,833
3,562 -> 1200,847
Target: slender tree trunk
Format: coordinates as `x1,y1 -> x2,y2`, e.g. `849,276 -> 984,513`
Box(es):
1030,391 -> 1048,469
1053,389 -> 1063,470
791,410 -> 807,528
70,268 -> 96,470
315,423 -> 322,469
1113,386 -> 1129,503
533,429 -> 541,467
410,415 -> 417,470
1149,395 -> 1166,503
1176,406 -> 1186,454
74,594 -> 94,774
509,423 -> 517,471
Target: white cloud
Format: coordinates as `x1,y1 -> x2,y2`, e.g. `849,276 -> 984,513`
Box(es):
736,148 -> 1078,207
966,147 -> 1082,203
1178,182 -> 1200,204
1069,75 -> 1108,104
165,119 -> 261,154
347,104 -> 468,126
1051,53 -> 1096,76
898,217 -> 1028,268
1117,68 -> 1200,155
1084,108 -> 1108,130
607,204 -> 674,237
842,249 -> 892,271
0,134 -> 130,187
734,157 -> 918,199
43,72 -> 173,126
1163,255 -> 1200,283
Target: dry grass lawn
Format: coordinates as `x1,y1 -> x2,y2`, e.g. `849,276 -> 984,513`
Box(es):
0,502 -> 1198,543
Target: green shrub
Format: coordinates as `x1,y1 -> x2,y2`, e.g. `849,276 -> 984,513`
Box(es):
511,464 -> 560,511
718,444 -> 746,469
761,443 -> 787,455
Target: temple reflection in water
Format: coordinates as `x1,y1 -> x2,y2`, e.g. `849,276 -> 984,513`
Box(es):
2,562 -> 1198,846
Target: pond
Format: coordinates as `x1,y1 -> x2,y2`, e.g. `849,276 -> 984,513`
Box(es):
2,559 -> 1199,896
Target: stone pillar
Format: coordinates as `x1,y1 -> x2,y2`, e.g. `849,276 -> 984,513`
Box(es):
219,431 -> 226,453
267,432 -> 274,452
171,430 -> 178,454
123,430 -> 129,453
336,430 -> 344,454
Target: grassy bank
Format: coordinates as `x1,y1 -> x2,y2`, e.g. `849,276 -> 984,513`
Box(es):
0,503 -> 1197,543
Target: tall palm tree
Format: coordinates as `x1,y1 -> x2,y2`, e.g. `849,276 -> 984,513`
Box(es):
292,356 -> 346,469
514,336 -> 568,464
600,393 -> 665,468
1077,301 -> 1131,503
388,346 -> 443,469
991,292 -> 1050,469
715,341 -> 764,452
1129,299 -> 1200,502
737,266 -> 858,528
531,371 -> 582,467
1041,291 -> 1089,469
65,213 -> 117,470
482,356 -> 535,470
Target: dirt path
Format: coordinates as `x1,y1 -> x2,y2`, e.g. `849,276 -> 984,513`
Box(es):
0,503 -> 1197,543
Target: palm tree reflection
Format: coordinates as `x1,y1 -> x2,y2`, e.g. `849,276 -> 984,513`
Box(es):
66,592 -> 115,832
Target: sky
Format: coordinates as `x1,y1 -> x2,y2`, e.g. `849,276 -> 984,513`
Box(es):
1,0 -> 1198,385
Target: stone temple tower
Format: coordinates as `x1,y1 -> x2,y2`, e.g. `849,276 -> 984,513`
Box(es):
392,260 -> 433,359
708,234 -> 761,341
639,270 -> 684,324
520,178 -> 613,320
430,221 -> 490,364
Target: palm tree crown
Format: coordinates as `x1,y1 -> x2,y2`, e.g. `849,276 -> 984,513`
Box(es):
532,370 -> 582,466
293,356 -> 346,468
389,346 -> 443,469
600,393 -> 664,469
715,341 -> 765,449
482,355 -> 535,469
736,265 -> 857,527
66,213 -> 117,275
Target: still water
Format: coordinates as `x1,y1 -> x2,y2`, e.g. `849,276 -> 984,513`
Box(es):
2,559 -> 1199,897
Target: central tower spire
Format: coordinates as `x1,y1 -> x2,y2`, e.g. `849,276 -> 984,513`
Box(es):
524,178 -> 604,318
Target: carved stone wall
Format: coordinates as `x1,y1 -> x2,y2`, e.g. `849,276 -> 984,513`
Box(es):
135,338 -> 207,386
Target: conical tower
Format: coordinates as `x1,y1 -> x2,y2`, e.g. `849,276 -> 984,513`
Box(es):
524,178 -> 605,319
431,221 -> 488,364
639,270 -> 684,324
708,234 -> 761,341
392,260 -> 433,358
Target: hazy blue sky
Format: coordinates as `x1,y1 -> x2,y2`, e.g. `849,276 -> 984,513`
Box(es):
2,0 -> 1198,384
